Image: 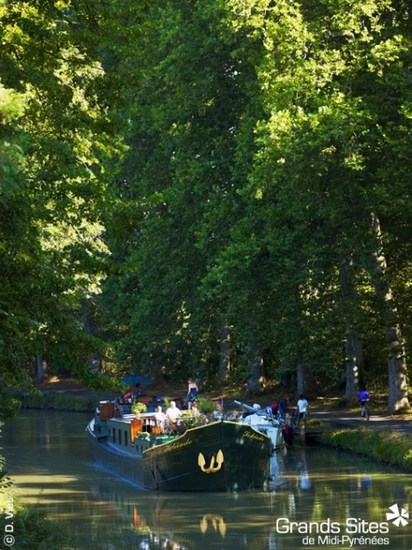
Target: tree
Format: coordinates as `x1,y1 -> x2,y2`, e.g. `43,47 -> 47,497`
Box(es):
99,0 -> 263,382
223,0 -> 411,409
96,0 -> 411,408
0,1 -> 122,399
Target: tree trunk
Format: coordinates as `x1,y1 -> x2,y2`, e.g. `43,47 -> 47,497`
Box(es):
296,363 -> 316,397
218,321 -> 231,381
245,343 -> 263,396
339,257 -> 364,403
83,301 -> 102,372
344,330 -> 364,403
366,213 -> 410,413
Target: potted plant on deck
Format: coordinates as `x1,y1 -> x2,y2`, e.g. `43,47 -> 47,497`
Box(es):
130,402 -> 147,440
131,401 -> 147,419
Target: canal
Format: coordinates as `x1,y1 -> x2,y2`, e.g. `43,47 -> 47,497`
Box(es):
1,410 -> 411,549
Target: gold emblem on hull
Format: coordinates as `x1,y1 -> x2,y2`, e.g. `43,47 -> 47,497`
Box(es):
198,449 -> 224,473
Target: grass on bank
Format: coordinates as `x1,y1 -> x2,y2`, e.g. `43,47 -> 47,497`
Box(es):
0,500 -> 73,550
321,428 -> 412,473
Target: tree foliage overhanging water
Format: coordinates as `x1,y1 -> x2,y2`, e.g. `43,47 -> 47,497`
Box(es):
0,1 -> 411,413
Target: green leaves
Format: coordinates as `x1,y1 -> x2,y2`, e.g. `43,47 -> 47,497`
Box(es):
1,0 -> 409,400
0,1 -> 125,392
96,0 -> 411,396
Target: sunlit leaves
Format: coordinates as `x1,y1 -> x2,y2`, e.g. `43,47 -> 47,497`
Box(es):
98,0 -> 412,391
0,1 -> 124,384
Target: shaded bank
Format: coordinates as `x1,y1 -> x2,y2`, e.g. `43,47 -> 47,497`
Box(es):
0,423 -> 73,549
17,392 -> 96,412
0,498 -> 73,550
320,428 -> 412,473
12,389 -> 116,413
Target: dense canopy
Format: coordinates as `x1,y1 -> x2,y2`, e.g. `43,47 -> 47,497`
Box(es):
0,0 -> 411,413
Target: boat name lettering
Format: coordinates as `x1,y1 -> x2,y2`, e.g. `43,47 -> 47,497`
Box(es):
243,431 -> 265,442
164,438 -> 193,452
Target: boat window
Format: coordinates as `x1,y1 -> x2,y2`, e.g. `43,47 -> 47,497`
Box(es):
112,427 -> 116,443
124,430 -> 128,446
118,428 -> 122,445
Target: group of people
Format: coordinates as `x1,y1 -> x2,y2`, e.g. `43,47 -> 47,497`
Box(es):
269,396 -> 290,419
153,386 -> 202,434
127,377 -> 370,438
121,377 -> 367,435
161,388 -> 311,431
156,400 -> 202,433
268,389 -> 370,429
267,395 -> 310,429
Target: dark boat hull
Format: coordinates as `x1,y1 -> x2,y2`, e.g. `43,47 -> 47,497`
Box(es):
88,420 -> 272,492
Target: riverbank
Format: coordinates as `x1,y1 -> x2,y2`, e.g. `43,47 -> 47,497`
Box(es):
301,403 -> 411,473
319,427 -> 412,473
0,431 -> 72,549
13,377 -> 117,413
308,406 -> 412,472
15,389 -> 112,413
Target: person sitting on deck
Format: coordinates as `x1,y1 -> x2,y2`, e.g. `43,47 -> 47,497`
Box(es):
154,405 -> 167,430
265,405 -> 273,416
191,402 -> 201,417
122,391 -> 133,404
227,409 -> 240,421
271,401 -> 279,416
212,401 -> 224,421
166,401 -> 182,433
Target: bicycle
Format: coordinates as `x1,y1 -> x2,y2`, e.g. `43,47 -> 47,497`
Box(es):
360,400 -> 370,420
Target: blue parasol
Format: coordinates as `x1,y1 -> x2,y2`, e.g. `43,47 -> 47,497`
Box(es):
121,374 -> 153,386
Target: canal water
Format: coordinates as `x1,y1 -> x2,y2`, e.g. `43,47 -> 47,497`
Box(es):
1,410 -> 410,550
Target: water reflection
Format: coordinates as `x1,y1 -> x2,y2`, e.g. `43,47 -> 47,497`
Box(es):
2,411 -> 411,549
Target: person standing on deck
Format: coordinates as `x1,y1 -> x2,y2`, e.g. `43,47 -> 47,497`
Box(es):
279,396 -> 289,419
186,378 -> 199,409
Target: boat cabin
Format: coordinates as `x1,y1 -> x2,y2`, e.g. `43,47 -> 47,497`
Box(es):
104,413 -> 174,454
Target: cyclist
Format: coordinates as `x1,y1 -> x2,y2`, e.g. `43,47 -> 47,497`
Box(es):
357,388 -> 370,420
